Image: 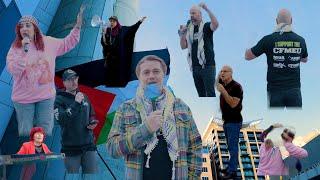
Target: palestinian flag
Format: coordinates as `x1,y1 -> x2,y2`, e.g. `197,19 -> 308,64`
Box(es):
55,48 -> 170,145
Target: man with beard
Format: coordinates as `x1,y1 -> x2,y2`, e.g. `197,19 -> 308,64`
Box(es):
179,3 -> 219,97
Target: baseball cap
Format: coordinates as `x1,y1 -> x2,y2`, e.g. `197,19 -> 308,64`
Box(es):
62,69 -> 78,81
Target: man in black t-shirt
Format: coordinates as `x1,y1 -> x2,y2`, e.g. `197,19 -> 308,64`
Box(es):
179,3 -> 219,97
217,66 -> 243,179
245,9 -> 308,108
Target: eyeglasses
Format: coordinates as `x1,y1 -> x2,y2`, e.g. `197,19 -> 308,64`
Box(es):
220,70 -> 231,73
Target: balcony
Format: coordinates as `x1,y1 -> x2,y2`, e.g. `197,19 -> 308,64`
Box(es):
251,150 -> 259,155
221,150 -> 229,155
243,170 -> 254,176
240,145 -> 247,150
242,163 -> 253,169
241,157 -> 251,163
240,151 -> 249,156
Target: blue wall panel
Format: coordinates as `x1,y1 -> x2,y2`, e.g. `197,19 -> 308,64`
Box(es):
0,0 -> 21,141
0,0 -> 6,15
0,1 -> 21,73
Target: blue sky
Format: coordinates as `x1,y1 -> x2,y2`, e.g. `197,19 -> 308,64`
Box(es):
134,0 -> 320,137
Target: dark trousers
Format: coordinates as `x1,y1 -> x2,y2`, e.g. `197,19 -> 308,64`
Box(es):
268,88 -> 302,108
192,65 -> 216,97
223,122 -> 241,173
64,151 -> 98,174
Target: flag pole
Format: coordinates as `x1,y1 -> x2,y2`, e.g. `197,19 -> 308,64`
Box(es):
96,150 -> 117,180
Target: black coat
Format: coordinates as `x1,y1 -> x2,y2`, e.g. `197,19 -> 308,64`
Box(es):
54,91 -> 96,156
100,21 -> 142,87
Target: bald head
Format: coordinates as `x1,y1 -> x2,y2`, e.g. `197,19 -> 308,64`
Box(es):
276,9 -> 292,24
219,65 -> 233,83
190,5 -> 202,25
190,5 -> 201,12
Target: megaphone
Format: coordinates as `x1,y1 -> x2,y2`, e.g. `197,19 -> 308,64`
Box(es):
91,15 -> 109,28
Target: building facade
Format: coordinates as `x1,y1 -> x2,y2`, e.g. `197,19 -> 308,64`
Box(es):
202,118 -> 266,180
285,135 -> 320,180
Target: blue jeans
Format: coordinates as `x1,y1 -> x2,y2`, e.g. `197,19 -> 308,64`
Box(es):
64,151 -> 98,174
268,88 -> 302,108
13,98 -> 54,136
192,65 -> 216,97
223,122 -> 241,173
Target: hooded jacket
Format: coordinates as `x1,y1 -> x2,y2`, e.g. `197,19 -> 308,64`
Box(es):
54,90 -> 97,156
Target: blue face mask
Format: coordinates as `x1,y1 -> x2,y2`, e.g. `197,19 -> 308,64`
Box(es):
144,83 -> 162,99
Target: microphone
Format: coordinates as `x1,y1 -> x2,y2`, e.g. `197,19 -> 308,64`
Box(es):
151,99 -> 156,111
75,90 -> 86,106
22,33 -> 30,53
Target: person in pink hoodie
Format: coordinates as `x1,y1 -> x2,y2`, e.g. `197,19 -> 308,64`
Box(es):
257,123 -> 308,177
6,6 -> 85,137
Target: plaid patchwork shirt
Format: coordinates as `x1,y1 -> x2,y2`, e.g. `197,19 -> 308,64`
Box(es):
106,97 -> 202,180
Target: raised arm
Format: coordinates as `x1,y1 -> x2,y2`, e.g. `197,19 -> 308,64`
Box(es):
126,16 -> 146,37
199,2 -> 219,32
54,6 -> 84,56
259,123 -> 283,142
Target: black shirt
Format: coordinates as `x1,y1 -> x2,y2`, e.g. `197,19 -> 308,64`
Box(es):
35,145 -> 44,154
251,32 -> 308,91
191,22 -> 215,67
143,135 -> 172,180
220,80 -> 243,123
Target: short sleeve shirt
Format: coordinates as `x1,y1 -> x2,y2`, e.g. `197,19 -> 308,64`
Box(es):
220,80 -> 243,123
191,22 -> 215,67
251,32 -> 308,90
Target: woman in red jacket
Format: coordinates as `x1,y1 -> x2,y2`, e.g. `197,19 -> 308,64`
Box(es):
17,127 -> 52,154
17,127 -> 52,180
